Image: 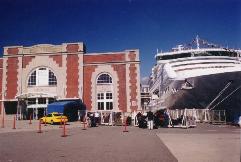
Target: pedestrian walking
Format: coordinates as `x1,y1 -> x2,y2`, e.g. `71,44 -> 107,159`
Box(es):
147,111 -> 154,130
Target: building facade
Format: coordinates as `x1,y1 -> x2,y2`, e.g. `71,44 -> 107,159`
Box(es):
0,42 -> 141,117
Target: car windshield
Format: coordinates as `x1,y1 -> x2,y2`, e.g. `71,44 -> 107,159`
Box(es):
53,114 -> 62,116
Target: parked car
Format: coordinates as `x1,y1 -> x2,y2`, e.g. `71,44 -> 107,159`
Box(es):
40,112 -> 68,125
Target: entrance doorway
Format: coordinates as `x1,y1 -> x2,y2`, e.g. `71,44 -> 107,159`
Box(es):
16,93 -> 57,120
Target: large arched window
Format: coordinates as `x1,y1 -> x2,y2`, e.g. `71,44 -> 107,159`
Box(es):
97,73 -> 112,84
48,70 -> 57,85
28,67 -> 57,86
28,70 -> 36,86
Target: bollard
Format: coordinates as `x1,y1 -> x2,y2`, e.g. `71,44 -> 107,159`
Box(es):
123,117 -> 129,132
29,114 -> 32,125
1,111 -> 4,128
59,116 -> 63,128
44,116 -> 47,126
13,115 -> 16,129
61,119 -> 67,137
82,117 -> 87,130
37,119 -> 43,133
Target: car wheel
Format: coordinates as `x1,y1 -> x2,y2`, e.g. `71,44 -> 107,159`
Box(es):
50,120 -> 54,125
40,119 -> 44,124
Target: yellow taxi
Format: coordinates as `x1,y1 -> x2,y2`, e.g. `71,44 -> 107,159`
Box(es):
40,112 -> 68,125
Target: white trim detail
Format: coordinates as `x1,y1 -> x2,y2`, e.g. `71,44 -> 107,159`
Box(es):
78,54 -> 84,100
126,63 -> 131,112
136,63 -> 141,111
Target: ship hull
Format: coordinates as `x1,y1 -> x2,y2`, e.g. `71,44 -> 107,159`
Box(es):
160,71 -> 241,121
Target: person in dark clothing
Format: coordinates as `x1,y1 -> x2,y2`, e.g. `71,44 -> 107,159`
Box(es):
163,110 -> 170,128
153,115 -> 159,129
89,113 -> 96,127
171,115 -> 183,126
137,113 -> 147,128
136,112 -> 142,126
94,112 -> 100,126
140,115 -> 147,128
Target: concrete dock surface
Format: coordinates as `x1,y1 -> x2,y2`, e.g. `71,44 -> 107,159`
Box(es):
0,115 -> 240,162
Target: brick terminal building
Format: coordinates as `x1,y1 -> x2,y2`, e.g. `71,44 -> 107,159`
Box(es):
0,42 -> 141,118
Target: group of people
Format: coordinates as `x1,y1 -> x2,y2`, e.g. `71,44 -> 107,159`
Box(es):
85,112 -> 101,127
85,112 -> 114,127
82,110 -> 183,129
136,109 -> 171,130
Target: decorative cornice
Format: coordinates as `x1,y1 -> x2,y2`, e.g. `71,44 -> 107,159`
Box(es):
3,42 -> 85,55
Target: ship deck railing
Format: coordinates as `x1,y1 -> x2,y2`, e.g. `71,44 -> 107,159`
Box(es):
166,108 -> 226,125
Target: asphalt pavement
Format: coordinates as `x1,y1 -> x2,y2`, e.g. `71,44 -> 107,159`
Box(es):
0,116 -> 240,162
0,126 -> 177,162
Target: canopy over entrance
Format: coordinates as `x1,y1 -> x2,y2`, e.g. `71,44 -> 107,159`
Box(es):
15,92 -> 57,120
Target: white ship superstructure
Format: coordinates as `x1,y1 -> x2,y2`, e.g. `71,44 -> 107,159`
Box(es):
149,36 -> 241,121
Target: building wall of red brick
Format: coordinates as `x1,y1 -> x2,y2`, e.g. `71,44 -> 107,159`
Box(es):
0,59 -> 3,68
0,62 -> 2,100
0,65 -> 2,114
129,64 -> 138,111
23,56 -> 35,68
6,57 -> 18,99
7,48 -> 19,55
112,64 -> 127,112
1,43 -> 140,113
66,44 -> 79,53
128,52 -> 136,61
49,55 -> 62,67
66,55 -> 79,98
84,53 -> 125,64
83,65 -> 97,110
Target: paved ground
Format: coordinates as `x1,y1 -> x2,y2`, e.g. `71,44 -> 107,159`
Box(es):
156,124 -> 241,162
0,126 -> 177,162
0,115 -> 240,162
0,115 -> 85,133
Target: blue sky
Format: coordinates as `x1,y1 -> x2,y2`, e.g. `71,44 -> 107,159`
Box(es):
0,0 -> 240,82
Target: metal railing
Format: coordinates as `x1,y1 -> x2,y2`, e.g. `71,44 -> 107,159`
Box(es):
167,108 -> 226,124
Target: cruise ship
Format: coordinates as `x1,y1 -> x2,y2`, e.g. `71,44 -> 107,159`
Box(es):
148,36 -> 241,121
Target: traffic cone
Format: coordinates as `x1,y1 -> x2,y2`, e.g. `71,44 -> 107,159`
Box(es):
61,119 -> 67,137
82,117 -> 87,130
123,117 -> 129,132
13,115 -> 16,129
29,114 -> 32,125
37,119 -> 43,133
1,108 -> 5,128
44,116 -> 47,126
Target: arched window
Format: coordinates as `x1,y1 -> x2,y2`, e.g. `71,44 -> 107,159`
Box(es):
48,70 -> 57,85
28,70 -> 36,86
28,67 -> 57,86
97,73 -> 112,84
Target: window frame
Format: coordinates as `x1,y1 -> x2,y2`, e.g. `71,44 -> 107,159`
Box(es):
28,70 -> 36,86
97,92 -> 113,111
27,67 -> 57,87
97,73 -> 112,84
